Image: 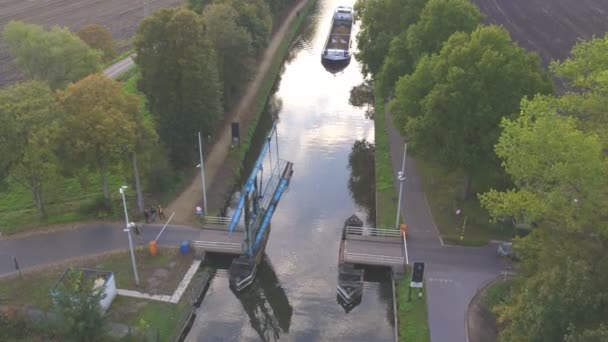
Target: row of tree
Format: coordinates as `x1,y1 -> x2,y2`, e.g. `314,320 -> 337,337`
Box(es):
356,0 -> 608,339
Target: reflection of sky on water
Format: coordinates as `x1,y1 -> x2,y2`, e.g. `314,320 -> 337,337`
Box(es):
186,0 -> 394,340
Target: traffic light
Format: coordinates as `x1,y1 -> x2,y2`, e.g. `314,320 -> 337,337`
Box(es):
411,262 -> 425,283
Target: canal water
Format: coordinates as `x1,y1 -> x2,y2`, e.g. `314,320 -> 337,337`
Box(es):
186,0 -> 395,340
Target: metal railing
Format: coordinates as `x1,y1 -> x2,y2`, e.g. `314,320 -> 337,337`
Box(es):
252,159 -> 287,229
344,252 -> 405,265
203,216 -> 231,225
191,241 -> 242,253
345,226 -> 403,239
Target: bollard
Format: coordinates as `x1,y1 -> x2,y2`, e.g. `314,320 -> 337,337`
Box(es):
148,240 -> 158,256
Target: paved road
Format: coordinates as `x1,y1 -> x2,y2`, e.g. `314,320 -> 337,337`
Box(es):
0,223 -> 201,276
103,54 -> 135,79
384,105 -> 504,342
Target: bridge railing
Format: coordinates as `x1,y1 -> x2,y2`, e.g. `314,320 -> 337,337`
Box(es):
345,226 -> 402,239
344,252 -> 405,265
203,216 -> 231,226
191,240 -> 242,253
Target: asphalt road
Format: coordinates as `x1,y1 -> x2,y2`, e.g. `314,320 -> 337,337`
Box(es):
103,54 -> 135,79
0,223 -> 201,276
385,106 -> 504,342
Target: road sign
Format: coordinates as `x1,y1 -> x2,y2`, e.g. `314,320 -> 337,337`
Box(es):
411,262 -> 425,282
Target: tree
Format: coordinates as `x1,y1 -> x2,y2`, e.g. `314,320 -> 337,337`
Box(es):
58,74 -> 138,202
51,269 -> 108,341
135,8 -> 222,167
203,3 -> 255,108
0,81 -> 63,216
479,102 -> 608,341
227,0 -> 273,54
3,21 -> 102,89
76,24 -> 116,60
354,0 -> 427,78
390,25 -> 552,198
378,0 -> 483,94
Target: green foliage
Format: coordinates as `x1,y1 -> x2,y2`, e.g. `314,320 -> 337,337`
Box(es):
390,25 -> 552,181
3,21 -> 102,89
397,274 -> 430,341
58,74 -> 139,201
203,3 -> 255,108
378,0 -> 483,94
51,269 -> 108,341
481,35 -> 608,342
135,8 -> 222,168
76,24 -> 116,61
354,0 -> 427,77
226,0 -> 273,54
0,81 -> 64,216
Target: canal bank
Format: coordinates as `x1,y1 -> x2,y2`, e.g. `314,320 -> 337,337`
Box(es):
185,0 -> 396,340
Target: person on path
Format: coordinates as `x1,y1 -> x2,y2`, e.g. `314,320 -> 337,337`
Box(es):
149,206 -> 157,223
144,208 -> 149,224
157,204 -> 166,220
134,223 -> 143,247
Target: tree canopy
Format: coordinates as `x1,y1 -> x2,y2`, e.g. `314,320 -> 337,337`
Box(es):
480,33 -> 608,342
76,24 -> 116,60
355,0 -> 427,78
58,74 -> 139,201
135,8 -> 222,167
390,25 -> 552,196
0,81 -> 64,215
3,21 -> 102,89
378,0 -> 483,94
203,3 -> 255,108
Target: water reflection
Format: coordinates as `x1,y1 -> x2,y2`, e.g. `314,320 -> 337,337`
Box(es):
349,82 -> 374,120
231,256 -> 293,341
347,140 -> 376,225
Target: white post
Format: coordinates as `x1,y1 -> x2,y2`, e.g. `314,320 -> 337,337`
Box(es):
119,187 -> 140,286
395,143 -> 407,229
198,132 -> 208,214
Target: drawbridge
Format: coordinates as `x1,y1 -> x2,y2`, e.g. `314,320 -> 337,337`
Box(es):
191,122 -> 294,291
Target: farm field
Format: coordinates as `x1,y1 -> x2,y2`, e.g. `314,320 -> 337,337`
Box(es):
471,0 -> 608,64
0,0 -> 183,87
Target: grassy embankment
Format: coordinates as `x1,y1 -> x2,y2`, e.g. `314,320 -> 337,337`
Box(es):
0,248 -> 198,341
374,87 -> 430,342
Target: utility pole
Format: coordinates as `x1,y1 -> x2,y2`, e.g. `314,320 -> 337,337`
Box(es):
142,0 -> 150,17
198,132 -> 208,215
119,186 -> 140,286
395,143 -> 407,229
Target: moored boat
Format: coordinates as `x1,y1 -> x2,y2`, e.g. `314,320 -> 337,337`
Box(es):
321,5 -> 354,64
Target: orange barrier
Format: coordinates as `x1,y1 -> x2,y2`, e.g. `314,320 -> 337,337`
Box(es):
148,240 -> 158,256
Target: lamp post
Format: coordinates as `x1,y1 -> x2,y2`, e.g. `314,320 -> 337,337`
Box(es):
395,143 -> 407,229
198,132 -> 208,215
119,186 -> 140,286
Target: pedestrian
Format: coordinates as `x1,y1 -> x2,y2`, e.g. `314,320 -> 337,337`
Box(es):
157,204 -> 166,220
144,208 -> 149,223
150,206 -> 157,223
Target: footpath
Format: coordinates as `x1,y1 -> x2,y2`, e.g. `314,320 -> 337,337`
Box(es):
164,0 -> 311,224
384,104 -> 504,342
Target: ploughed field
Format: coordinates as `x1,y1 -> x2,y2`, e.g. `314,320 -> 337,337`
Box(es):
471,0 -> 608,64
0,0 -> 182,87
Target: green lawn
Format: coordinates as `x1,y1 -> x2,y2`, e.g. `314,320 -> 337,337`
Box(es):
0,248 -> 199,341
397,272 -> 430,342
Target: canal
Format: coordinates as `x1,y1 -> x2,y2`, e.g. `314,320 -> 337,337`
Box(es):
186,0 -> 395,340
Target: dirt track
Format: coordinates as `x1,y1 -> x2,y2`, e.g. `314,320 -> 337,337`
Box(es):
471,0 -> 608,64
0,0 -> 182,87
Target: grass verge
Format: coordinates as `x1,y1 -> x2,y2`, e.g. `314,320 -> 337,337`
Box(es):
414,159 -> 514,246
396,271 -> 430,342
374,87 -> 429,341
0,248 -> 198,341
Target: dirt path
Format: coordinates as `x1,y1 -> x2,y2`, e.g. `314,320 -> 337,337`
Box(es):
165,0 -> 310,224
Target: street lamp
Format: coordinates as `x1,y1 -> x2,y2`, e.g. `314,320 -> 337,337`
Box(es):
198,132 -> 208,215
395,143 -> 407,230
119,186 -> 140,286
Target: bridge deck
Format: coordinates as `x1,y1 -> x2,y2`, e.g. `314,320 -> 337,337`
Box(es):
191,228 -> 245,255
344,239 -> 405,267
